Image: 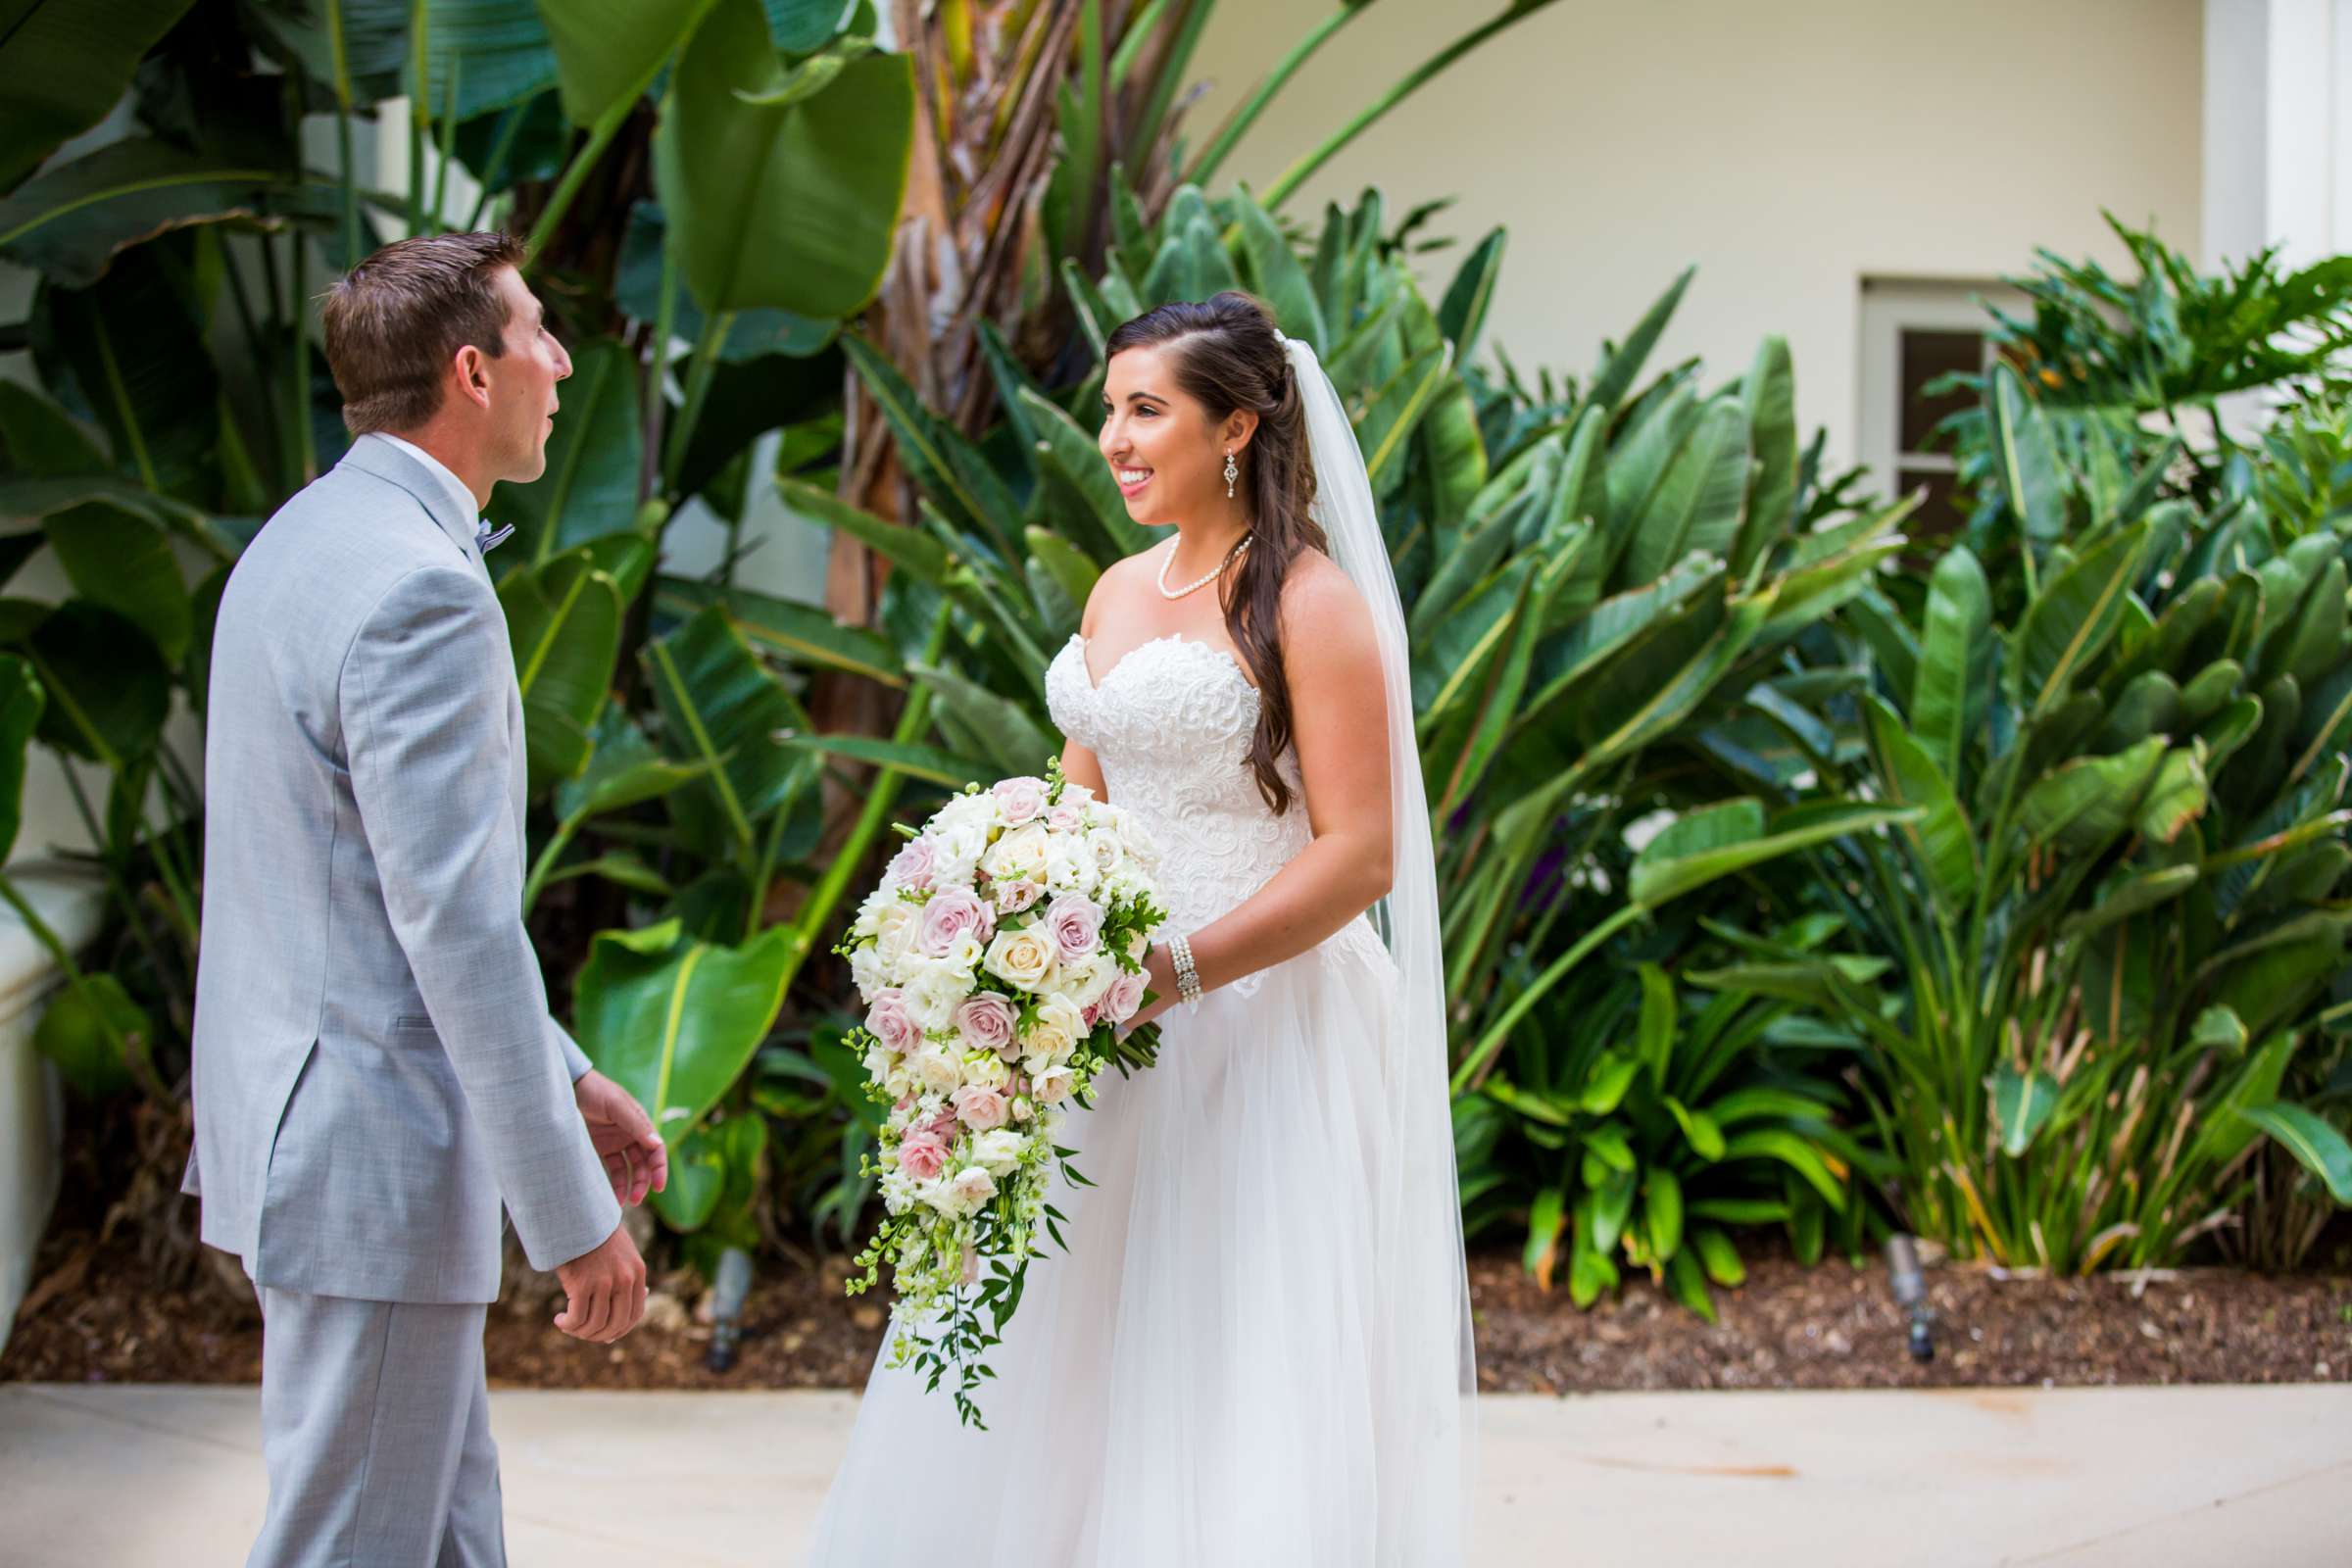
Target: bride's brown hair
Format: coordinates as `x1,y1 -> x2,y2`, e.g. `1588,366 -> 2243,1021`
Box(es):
1102,291 -> 1324,814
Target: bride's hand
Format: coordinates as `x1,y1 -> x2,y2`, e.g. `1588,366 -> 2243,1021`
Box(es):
1116,941 -> 1181,1040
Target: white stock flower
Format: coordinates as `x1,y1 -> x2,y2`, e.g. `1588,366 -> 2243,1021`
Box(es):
904,961 -> 970,1032
968,1128 -> 1025,1177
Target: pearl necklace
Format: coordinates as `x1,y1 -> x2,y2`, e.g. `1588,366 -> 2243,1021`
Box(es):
1157,531 -> 1252,601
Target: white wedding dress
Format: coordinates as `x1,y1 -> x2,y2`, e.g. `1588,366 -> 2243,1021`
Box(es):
802,626 -> 1471,1565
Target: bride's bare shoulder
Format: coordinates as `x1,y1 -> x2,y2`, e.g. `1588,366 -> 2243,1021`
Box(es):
1277,549 -> 1373,643
1077,544 -> 1161,639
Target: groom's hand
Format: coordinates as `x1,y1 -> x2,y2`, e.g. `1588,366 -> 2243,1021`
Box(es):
576,1070 -> 668,1206
555,1222 -> 648,1343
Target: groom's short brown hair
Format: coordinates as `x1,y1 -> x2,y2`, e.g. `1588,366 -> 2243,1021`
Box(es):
318,230 -> 525,437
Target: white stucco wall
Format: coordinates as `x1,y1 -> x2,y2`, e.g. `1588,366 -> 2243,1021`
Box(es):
1185,0 -> 2206,474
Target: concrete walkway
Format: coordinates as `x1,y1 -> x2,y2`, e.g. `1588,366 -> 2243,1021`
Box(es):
2,1382 -> 2347,1566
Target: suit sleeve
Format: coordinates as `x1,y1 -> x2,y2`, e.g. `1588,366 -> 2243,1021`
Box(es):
343,564 -> 620,1270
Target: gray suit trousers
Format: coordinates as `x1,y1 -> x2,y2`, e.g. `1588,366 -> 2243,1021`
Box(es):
249,1287 -> 505,1568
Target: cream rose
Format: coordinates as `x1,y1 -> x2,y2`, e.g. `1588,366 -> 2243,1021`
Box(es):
983,822 -> 1051,884
983,924 -> 1055,989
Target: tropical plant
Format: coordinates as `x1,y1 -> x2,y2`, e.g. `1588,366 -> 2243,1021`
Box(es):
1714,368 -> 2352,1272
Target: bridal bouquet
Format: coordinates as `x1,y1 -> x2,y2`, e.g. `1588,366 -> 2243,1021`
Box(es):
834,759 -> 1166,1426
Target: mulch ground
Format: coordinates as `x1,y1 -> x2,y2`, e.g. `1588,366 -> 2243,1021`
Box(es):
7,1221 -> 2349,1394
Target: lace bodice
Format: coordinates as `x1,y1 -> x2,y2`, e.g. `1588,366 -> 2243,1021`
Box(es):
1045,632 -> 1386,992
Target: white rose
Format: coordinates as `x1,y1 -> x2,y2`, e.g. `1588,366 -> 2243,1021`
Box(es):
1009,1096 -> 1035,1123
946,1165 -> 999,1213
883,1064 -> 915,1101
874,903 -> 919,968
968,1128 -> 1025,1177
909,1047 -> 962,1096
984,924 -> 1055,990
1032,1062 -> 1079,1104
983,822 -> 1052,884
960,1050 -> 1010,1091
1023,992 -> 1085,1064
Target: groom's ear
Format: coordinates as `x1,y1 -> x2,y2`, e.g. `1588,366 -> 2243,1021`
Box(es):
450,343 -> 494,412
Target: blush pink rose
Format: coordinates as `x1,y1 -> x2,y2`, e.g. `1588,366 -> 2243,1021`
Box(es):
956,993 -> 1018,1055
996,878 -> 1044,914
898,1133 -> 947,1180
865,989 -> 918,1053
992,776 -> 1049,824
926,1108 -> 960,1142
1046,802 -> 1086,834
886,836 -> 938,891
1044,892 -> 1103,963
1105,969 -> 1148,1022
917,886 -> 995,956
953,1084 -> 1009,1131
1082,1001 -> 1102,1029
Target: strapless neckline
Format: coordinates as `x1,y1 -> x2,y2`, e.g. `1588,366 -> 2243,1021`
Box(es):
1064,631 -> 1259,700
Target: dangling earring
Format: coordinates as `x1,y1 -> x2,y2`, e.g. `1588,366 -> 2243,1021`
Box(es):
1223,450 -> 1239,499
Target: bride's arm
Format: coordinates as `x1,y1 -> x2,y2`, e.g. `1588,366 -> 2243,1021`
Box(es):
1125,558 -> 1393,1032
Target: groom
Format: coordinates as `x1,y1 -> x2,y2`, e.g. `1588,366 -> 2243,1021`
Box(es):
184,230 -> 666,1566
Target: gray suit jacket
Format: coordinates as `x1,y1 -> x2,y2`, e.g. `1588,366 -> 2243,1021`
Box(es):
184,433 -> 619,1304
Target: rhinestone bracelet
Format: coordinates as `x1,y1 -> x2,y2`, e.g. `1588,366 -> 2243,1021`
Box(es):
1170,932 -> 1203,1005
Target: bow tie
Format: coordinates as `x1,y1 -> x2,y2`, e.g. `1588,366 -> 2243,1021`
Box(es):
474,519 -> 514,555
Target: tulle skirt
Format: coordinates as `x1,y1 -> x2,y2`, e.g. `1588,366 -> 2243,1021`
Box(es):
802,924 -> 1471,1565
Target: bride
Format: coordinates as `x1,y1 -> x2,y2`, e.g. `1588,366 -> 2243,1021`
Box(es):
804,291 -> 1475,1564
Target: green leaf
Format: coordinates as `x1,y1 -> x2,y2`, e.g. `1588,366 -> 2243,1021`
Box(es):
556,709 -> 710,822
1590,1166 -> 1637,1255
493,337 -> 644,563
1914,545 -> 1991,785
1863,696 -> 1978,911
1690,1225 -> 1745,1287
1437,225 -> 1506,361
641,604 -> 810,848
1233,189 -> 1328,348
1720,1127 -> 1846,1210
2233,1102 -> 2352,1203
1588,265 -> 1691,414
2134,745 -> 2209,845
2012,520 -> 2150,714
42,502 -> 190,662
0,657 -> 43,861
659,6 -> 913,317
778,733 -> 988,790
838,336 -> 1019,556
33,971 -> 149,1100
2189,1004 -> 2248,1054
1987,363 -> 2065,544
539,0 -> 718,126
909,660 -> 1055,780
1667,1246 -> 1717,1322
1992,1062 -> 2058,1156
1661,1095 -> 1726,1160
500,553 -> 624,792
657,576 -> 904,686
1522,1182 -> 1568,1287
1025,526 -> 1102,625
574,919 -> 799,1146
1732,335 -> 1797,579
0,0 -> 199,191
1630,798 -> 1923,910
1581,1051 -> 1640,1114
1622,395 -> 1749,586
0,137 -> 338,289
1637,961 -> 1677,1091
2019,736 -> 2167,852
1644,1166 -> 1685,1261
777,475 -> 950,587
22,602 -> 169,766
